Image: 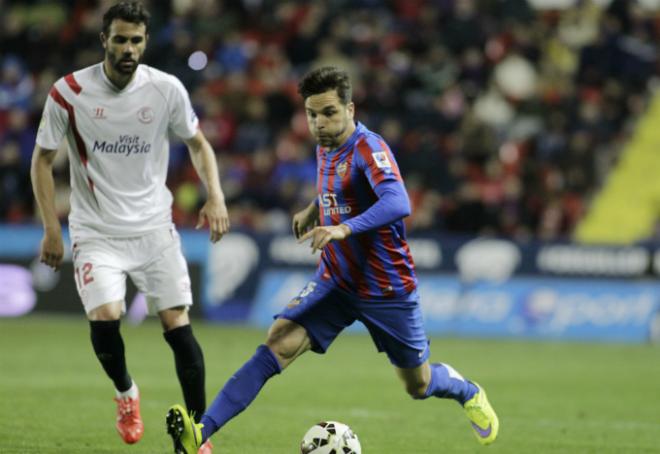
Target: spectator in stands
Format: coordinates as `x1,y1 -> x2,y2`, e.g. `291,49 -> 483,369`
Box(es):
3,0 -> 659,240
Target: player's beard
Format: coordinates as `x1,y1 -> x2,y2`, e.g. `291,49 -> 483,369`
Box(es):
108,51 -> 140,76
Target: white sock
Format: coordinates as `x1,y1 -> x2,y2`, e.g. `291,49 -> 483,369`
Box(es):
116,381 -> 139,400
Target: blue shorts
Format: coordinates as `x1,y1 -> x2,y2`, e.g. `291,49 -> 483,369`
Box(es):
276,277 -> 430,369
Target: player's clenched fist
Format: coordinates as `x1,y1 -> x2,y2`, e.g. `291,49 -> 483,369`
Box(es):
298,224 -> 352,253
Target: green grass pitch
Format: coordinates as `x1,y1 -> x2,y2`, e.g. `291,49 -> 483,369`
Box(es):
1,316 -> 659,453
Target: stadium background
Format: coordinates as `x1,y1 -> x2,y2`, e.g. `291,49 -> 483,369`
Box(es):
1,1 -> 660,453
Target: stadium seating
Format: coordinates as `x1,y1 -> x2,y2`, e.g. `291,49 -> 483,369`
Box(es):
2,0 -> 660,242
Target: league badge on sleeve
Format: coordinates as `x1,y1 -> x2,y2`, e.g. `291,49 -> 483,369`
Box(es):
372,151 -> 392,172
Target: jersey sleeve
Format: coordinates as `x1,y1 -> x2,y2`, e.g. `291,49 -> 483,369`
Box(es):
343,179 -> 411,234
354,136 -> 403,190
35,89 -> 70,150
168,76 -> 199,140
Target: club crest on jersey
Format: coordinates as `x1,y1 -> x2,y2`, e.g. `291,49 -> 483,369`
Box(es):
137,106 -> 154,124
372,151 -> 391,169
336,161 -> 348,178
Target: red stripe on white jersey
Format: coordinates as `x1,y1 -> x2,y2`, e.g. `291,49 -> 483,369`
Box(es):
48,86 -> 94,193
49,86 -> 68,110
65,73 -> 82,95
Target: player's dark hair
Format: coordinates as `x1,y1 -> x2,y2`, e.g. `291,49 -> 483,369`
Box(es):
298,66 -> 352,104
102,1 -> 150,35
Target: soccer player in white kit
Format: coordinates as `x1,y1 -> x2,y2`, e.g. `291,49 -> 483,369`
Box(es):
30,2 -> 224,452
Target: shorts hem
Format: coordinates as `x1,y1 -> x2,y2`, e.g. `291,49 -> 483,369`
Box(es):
152,299 -> 193,313
387,341 -> 430,369
83,298 -> 126,315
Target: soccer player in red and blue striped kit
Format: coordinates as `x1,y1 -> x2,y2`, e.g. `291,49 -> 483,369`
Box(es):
166,66 -> 499,452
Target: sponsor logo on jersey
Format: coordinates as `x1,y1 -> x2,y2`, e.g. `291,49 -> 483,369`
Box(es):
372,151 -> 391,169
318,193 -> 352,216
92,134 -> 152,157
336,161 -> 348,178
137,106 -> 154,124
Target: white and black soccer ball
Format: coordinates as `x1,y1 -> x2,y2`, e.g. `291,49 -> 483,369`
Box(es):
300,421 -> 362,454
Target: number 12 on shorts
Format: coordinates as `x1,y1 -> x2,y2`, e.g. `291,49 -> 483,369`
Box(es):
74,262 -> 94,289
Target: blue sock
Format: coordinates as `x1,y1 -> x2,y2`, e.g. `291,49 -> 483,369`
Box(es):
200,345 -> 281,441
424,363 -> 478,405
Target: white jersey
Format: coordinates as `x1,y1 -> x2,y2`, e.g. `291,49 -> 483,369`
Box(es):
36,62 -> 198,239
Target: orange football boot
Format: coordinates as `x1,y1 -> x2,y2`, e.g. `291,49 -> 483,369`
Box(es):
114,394 -> 144,444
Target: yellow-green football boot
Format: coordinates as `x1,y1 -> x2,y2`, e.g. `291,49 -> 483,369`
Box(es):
463,382 -> 499,445
166,404 -> 203,454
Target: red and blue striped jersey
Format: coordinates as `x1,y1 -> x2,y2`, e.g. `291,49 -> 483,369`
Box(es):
315,122 -> 417,299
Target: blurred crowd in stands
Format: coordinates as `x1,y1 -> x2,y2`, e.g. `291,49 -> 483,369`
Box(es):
1,0 -> 659,239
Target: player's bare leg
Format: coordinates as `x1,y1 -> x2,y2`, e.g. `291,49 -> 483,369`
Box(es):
395,361 -> 433,399
265,318 -> 312,369
159,306 -> 190,331
395,360 -> 499,445
88,300 -> 144,444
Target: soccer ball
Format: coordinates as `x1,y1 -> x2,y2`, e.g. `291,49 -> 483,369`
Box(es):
300,421 -> 361,454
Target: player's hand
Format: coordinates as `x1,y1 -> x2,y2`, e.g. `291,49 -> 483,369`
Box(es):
292,203 -> 319,239
298,224 -> 351,253
40,227 -> 64,271
196,197 -> 230,243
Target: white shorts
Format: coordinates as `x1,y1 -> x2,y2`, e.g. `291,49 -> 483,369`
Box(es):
71,227 -> 193,315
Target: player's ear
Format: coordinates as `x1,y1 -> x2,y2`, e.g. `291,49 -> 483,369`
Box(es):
100,32 -> 107,49
347,101 -> 355,119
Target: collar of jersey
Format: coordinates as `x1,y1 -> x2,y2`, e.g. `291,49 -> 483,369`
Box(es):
320,121 -> 364,155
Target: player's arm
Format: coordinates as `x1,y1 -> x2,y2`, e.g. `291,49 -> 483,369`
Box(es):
298,180 -> 410,253
31,145 -> 64,270
183,129 -> 230,243
342,179 -> 410,234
